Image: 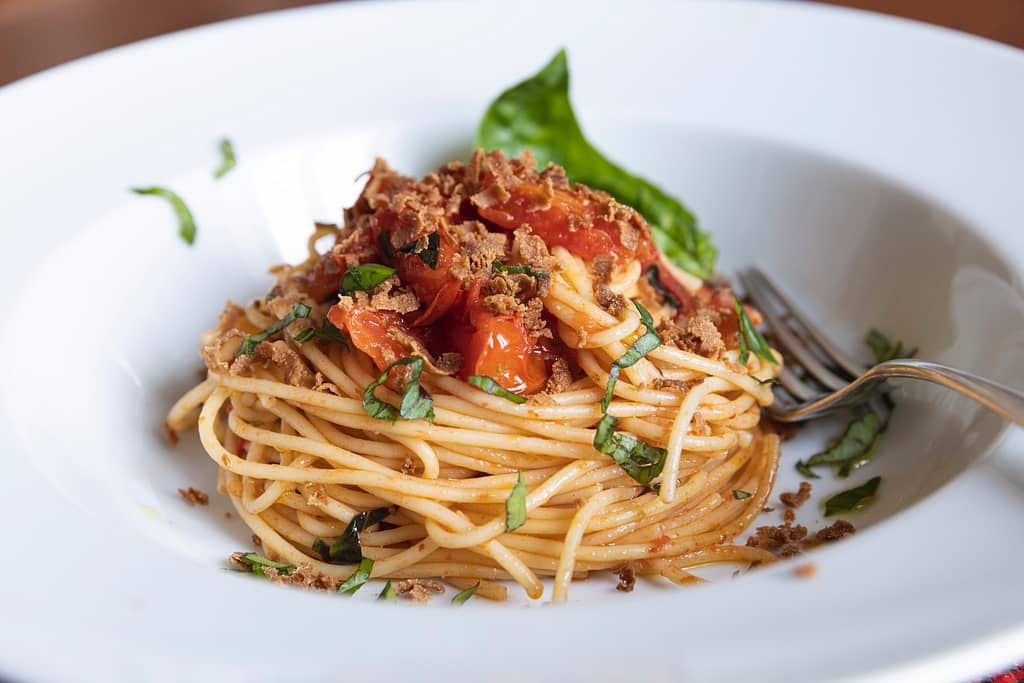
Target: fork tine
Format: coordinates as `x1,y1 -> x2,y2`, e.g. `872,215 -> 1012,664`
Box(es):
746,267 -> 864,379
738,270 -> 849,392
777,366 -> 822,402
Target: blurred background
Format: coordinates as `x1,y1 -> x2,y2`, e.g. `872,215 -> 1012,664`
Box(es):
1,0 -> 1022,86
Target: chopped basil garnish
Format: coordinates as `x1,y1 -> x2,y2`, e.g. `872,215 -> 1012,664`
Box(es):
732,490 -> 752,500
643,264 -> 681,309
381,231 -> 441,268
238,302 -> 311,356
313,507 -> 392,565
795,460 -> 820,479
806,411 -> 882,468
340,263 -> 395,294
295,318 -> 348,344
505,471 -> 527,532
232,552 -> 294,578
467,375 -> 527,404
491,260 -> 551,278
601,300 -> 662,412
362,357 -> 435,423
338,557 -> 374,595
131,186 -> 196,245
213,138 -> 236,179
735,298 -> 777,366
593,413 -> 667,485
377,579 -> 396,601
451,582 -> 479,605
824,476 -> 881,516
866,329 -> 916,363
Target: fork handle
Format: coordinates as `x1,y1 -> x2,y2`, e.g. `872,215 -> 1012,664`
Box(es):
879,359 -> 1024,427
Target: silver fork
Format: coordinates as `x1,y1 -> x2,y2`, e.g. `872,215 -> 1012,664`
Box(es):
738,267 -> 1024,426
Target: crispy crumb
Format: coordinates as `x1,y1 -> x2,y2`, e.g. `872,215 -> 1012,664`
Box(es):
263,563 -> 341,591
746,521 -> 807,558
780,482 -> 812,508
615,566 -> 636,593
177,486 -> 209,506
395,579 -> 445,602
401,457 -> 416,475
793,563 -> 817,578
163,421 -> 179,447
813,519 -> 856,544
762,506 -> 775,513
252,534 -> 262,547
783,508 -> 796,524
223,511 -> 233,519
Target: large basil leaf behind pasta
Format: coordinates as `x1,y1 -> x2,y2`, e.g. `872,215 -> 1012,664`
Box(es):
475,49 -> 716,279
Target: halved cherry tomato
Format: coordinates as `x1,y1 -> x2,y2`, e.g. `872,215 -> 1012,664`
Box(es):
326,305 -> 409,371
476,181 -> 657,264
452,280 -> 549,394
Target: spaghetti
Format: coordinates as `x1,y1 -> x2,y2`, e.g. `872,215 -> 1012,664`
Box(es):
166,150 -> 782,602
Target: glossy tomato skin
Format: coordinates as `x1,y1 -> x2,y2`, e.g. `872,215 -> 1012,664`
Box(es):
476,181 -> 658,264
445,280 -> 549,395
326,305 -> 408,371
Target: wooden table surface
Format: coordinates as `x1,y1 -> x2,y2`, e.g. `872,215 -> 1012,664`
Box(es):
1,0 -> 1022,86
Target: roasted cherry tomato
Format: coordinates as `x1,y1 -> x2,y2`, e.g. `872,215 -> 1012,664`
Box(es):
326,305 -> 409,371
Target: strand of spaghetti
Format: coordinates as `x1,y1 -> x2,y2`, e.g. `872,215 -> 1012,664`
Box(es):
165,377 -> 217,429
552,487 -> 641,602
421,460 -> 599,549
297,343 -> 363,398
649,344 -> 778,401
659,377 -> 731,502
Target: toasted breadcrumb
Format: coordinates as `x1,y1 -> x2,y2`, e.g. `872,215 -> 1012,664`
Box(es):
780,482 -> 812,508
783,508 -> 796,524
252,534 -> 262,547
793,563 -> 817,578
813,519 -> 856,544
224,511 -> 233,519
746,521 -> 808,558
178,486 -> 209,506
615,566 -> 637,593
395,579 -> 445,602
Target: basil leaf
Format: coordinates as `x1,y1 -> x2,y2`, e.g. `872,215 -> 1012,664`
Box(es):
643,264 -> 681,309
824,476 -> 881,516
296,318 -> 348,345
866,329 -> 916,363
338,557 -> 374,595
131,186 -> 197,245
451,582 -> 479,605
735,298 -> 777,366
476,50 -> 715,279
377,579 -> 396,601
413,232 -> 440,269
836,434 -> 882,478
316,507 -> 393,565
238,302 -> 311,356
492,260 -> 551,278
795,460 -> 820,479
238,553 -> 294,573
593,413 -> 667,485
505,471 -> 527,532
214,138 -> 237,179
384,231 -> 441,269
601,300 -> 661,412
340,263 -> 396,294
467,375 -> 527,404
732,490 -> 752,500
806,411 -> 882,467
362,357 -> 435,423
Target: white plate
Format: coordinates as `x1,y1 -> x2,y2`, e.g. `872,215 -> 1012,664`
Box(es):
2,1 -> 1024,681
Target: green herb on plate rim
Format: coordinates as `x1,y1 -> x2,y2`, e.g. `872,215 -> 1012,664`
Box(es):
131,186 -> 197,245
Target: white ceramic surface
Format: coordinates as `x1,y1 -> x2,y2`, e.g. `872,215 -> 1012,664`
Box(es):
2,1 -> 1023,682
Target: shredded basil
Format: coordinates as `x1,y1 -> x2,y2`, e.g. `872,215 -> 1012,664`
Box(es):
131,186 -> 197,245
505,471 -> 527,532
476,49 -> 715,279
451,582 -> 479,605
214,138 -> 236,179
314,507 -> 392,565
340,263 -> 395,294
806,411 -> 882,468
382,231 -> 441,269
491,260 -> 551,278
236,553 -> 293,573
377,579 -> 396,601
824,476 -> 881,516
735,298 -> 777,366
338,557 -> 374,595
238,302 -> 311,356
795,460 -> 820,479
295,318 -> 348,345
362,357 -> 435,423
601,300 -> 662,412
413,232 -> 441,269
593,413 -> 667,485
643,264 -> 681,309
866,329 -> 916,363
732,490 -> 752,500
467,375 -> 527,404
